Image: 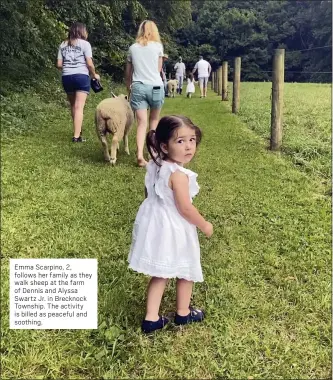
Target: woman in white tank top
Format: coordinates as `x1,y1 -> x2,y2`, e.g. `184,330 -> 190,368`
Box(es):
125,21 -> 165,167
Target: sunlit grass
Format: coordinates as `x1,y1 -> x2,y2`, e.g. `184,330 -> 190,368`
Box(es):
226,81 -> 331,181
1,80 -> 331,379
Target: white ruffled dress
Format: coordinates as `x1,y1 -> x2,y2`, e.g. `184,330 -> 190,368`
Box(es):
186,78 -> 195,94
128,160 -> 203,282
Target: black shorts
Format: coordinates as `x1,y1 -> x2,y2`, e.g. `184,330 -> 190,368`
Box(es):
62,74 -> 90,94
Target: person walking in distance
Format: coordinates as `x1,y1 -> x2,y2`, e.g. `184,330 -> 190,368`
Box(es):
174,57 -> 186,95
125,20 -> 165,167
186,73 -> 196,98
192,55 -> 211,98
57,22 -> 100,142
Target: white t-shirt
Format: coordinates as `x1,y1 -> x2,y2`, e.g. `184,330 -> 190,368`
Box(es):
194,59 -> 211,78
57,39 -> 92,76
174,62 -> 186,76
127,42 -> 163,86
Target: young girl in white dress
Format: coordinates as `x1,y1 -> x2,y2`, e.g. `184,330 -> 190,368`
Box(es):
186,73 -> 196,98
128,115 -> 213,333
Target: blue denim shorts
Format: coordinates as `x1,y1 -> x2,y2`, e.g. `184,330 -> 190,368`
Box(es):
130,82 -> 164,111
62,74 -> 90,94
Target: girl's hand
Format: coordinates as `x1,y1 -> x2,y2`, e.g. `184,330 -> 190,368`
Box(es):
201,222 -> 213,237
94,73 -> 100,80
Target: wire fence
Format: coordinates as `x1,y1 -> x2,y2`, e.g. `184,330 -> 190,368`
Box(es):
211,47 -> 331,152
222,45 -> 332,80
288,45 -> 332,52
260,71 -> 332,74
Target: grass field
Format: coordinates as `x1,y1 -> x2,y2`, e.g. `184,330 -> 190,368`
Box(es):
225,81 -> 332,182
1,79 -> 331,379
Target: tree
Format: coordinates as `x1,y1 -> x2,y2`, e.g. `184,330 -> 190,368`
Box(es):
172,0 -> 331,82
0,0 -> 331,92
0,0 -> 65,91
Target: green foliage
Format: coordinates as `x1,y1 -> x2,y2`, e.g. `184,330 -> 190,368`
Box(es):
0,0 -> 66,93
171,0 -> 331,81
0,0 -> 192,88
0,0 -> 331,93
140,0 -> 191,32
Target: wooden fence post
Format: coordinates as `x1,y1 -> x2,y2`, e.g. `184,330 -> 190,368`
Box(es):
218,66 -> 223,95
232,57 -> 241,114
270,49 -> 285,150
222,61 -> 228,101
214,70 -> 218,93
211,71 -> 214,91
215,69 -> 219,93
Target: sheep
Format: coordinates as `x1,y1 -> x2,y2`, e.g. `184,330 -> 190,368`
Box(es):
167,79 -> 179,98
95,94 -> 134,165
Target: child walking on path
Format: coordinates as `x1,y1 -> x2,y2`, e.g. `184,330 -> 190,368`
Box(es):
186,73 -> 196,98
128,115 -> 213,333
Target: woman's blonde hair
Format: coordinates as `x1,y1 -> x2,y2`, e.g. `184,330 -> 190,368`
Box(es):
136,20 -> 161,45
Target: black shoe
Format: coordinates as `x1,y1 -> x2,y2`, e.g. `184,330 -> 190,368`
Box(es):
174,307 -> 205,325
72,136 -> 86,142
141,316 -> 169,333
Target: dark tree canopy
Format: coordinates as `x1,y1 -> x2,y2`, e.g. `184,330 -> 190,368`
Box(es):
0,0 -> 331,93
173,0 -> 332,82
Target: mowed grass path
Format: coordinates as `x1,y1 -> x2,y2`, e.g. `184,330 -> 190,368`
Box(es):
1,85 -> 331,379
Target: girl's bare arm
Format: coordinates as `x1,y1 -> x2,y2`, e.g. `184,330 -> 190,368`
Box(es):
56,59 -> 63,69
85,57 -> 99,79
170,171 -> 209,233
158,57 -> 163,73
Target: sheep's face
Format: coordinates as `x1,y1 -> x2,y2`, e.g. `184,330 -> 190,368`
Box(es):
111,92 -> 128,100
118,94 -> 129,102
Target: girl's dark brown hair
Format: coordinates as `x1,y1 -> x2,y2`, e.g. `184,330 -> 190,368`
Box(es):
146,115 -> 202,166
188,73 -> 194,81
67,22 -> 88,46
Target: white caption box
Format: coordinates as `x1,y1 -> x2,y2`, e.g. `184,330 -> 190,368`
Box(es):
10,258 -> 97,329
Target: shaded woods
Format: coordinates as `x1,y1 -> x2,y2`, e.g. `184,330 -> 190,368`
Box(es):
0,0 -> 331,95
